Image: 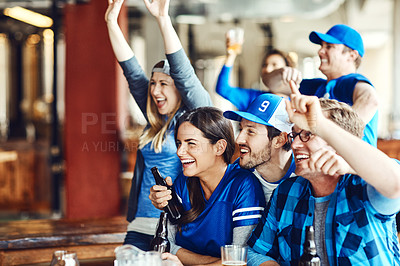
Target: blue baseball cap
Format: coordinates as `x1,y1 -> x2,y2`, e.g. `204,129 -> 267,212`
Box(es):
309,24 -> 364,57
223,93 -> 293,133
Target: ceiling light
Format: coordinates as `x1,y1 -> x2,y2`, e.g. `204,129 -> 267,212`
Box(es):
4,6 -> 53,28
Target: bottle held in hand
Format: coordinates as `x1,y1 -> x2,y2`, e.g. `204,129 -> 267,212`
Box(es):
150,211 -> 170,253
299,226 -> 321,266
151,167 -> 183,224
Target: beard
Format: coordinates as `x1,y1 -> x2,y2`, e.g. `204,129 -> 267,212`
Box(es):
240,141 -> 272,170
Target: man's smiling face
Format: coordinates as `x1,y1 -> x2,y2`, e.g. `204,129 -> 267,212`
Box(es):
290,125 -> 335,179
235,119 -> 272,170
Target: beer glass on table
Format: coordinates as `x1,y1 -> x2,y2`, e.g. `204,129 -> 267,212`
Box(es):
221,245 -> 247,266
114,244 -> 178,266
50,250 -> 79,266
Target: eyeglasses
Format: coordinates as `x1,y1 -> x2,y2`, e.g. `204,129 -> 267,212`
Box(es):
288,130 -> 313,144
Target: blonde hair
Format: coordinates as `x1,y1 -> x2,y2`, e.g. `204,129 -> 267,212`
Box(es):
139,85 -> 182,153
319,98 -> 364,138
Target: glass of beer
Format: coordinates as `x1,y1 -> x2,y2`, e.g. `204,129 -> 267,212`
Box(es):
50,250 -> 79,266
221,245 -> 247,266
226,27 -> 244,54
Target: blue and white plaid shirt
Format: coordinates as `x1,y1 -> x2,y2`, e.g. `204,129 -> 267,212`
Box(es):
248,172 -> 400,266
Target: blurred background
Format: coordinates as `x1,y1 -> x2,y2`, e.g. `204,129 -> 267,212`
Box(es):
0,0 -> 399,221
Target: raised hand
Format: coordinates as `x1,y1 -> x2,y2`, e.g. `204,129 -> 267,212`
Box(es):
280,67 -> 302,86
149,176 -> 173,210
285,80 -> 322,133
262,67 -> 302,95
143,0 -> 170,18
105,0 -> 124,23
308,146 -> 355,176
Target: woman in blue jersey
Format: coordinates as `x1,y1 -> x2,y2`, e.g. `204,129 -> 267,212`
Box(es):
105,0 -> 212,250
150,107 -> 265,265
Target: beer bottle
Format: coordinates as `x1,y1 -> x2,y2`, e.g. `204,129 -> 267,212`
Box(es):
299,226 -> 321,266
151,167 -> 184,224
150,211 -> 170,253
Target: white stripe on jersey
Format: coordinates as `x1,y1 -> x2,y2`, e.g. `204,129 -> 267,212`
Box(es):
233,214 -> 262,221
232,206 -> 264,216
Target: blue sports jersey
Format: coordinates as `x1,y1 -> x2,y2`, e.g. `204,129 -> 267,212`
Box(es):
300,74 -> 378,146
174,162 -> 265,258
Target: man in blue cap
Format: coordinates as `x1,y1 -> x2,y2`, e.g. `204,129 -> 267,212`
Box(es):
223,93 -> 296,203
299,24 -> 378,147
223,92 -> 354,209
232,24 -> 379,146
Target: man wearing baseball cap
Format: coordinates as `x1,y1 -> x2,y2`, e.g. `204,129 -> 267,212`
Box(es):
261,24 -> 379,147
223,93 -> 296,203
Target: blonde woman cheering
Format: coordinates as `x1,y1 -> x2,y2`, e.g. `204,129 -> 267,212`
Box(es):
105,0 -> 212,250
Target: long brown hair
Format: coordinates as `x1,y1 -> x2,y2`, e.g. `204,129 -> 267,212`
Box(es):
174,107 -> 235,229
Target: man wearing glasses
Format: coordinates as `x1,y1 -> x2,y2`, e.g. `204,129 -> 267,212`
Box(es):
247,85 -> 400,265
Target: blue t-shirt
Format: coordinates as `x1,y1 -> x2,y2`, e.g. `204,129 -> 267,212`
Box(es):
174,162 -> 265,258
136,130 -> 182,218
300,74 -> 378,146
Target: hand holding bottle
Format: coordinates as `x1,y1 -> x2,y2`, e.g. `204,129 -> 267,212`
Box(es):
150,176 -> 173,210
150,167 -> 184,224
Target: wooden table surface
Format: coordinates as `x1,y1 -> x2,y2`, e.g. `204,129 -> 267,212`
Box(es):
0,216 -> 127,265
31,257 -> 115,266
